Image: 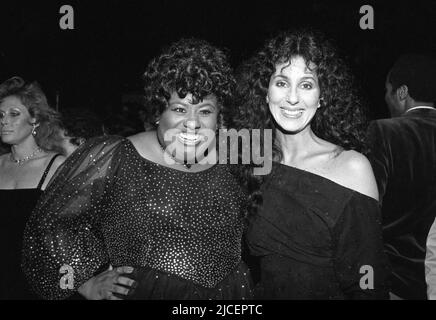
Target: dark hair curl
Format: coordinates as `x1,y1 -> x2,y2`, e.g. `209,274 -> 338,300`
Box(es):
0,76 -> 63,152
230,29 -> 370,216
59,108 -> 105,146
143,38 -> 236,125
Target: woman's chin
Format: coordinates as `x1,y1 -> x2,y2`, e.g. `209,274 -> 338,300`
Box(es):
0,137 -> 13,145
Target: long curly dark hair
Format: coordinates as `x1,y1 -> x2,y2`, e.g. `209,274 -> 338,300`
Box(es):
230,29 -> 370,216
143,38 -> 236,125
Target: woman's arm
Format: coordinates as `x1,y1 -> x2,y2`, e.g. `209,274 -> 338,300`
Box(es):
335,150 -> 379,201
332,152 -> 390,299
332,194 -> 390,299
425,218 -> 436,300
22,136 -> 127,299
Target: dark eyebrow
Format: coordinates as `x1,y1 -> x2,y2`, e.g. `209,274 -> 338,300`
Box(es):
272,74 -> 316,81
169,101 -> 217,110
1,105 -> 22,109
271,74 -> 289,80
197,103 -> 217,110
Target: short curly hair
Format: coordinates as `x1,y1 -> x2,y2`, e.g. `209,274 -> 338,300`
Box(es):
143,38 -> 236,125
230,29 -> 370,216
0,76 -> 63,152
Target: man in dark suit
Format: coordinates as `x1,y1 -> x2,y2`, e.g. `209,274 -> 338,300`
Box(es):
368,54 -> 436,299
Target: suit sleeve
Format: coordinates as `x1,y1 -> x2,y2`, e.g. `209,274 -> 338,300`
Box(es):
367,121 -> 391,202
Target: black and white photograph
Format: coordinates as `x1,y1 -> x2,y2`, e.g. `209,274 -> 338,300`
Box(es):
0,0 -> 436,311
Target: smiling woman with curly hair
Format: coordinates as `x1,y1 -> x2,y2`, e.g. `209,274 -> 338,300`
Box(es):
232,29 -> 390,299
23,38 -> 253,300
144,38 -> 235,124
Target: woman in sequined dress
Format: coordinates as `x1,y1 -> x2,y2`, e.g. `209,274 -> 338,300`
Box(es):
22,39 -> 253,300
232,29 -> 391,299
0,77 -> 65,299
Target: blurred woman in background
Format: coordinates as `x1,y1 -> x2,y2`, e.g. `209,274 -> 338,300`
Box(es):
0,77 -> 65,299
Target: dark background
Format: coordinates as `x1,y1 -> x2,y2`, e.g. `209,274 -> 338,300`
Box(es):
0,0 -> 435,122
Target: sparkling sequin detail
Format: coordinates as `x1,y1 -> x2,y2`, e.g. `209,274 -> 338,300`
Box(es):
104,142 -> 245,288
22,136 -> 250,299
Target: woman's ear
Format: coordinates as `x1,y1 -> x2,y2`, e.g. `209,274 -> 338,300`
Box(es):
397,85 -> 409,101
30,119 -> 40,127
266,95 -> 270,104
317,98 -> 323,109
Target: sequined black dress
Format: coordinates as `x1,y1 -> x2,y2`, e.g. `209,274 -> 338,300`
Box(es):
22,136 -> 252,300
247,163 -> 390,299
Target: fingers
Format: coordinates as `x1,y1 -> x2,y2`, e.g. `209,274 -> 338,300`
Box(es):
116,276 -> 137,288
99,265 -> 136,300
115,266 -> 134,274
106,291 -> 122,300
110,284 -> 130,296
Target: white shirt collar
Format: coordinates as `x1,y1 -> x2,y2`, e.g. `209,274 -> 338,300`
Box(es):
405,106 -> 436,114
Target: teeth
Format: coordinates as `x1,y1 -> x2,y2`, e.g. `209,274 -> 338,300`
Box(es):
178,133 -> 203,145
179,133 -> 200,141
281,108 -> 303,118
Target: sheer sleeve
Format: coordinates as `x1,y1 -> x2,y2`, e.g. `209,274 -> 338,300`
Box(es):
425,217 -> 436,300
22,135 -> 126,299
332,193 -> 391,299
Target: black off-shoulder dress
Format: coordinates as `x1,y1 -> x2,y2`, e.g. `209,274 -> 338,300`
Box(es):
246,162 -> 390,299
22,136 -> 253,300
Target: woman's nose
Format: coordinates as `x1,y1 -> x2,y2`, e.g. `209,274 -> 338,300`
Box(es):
286,87 -> 299,105
184,115 -> 200,130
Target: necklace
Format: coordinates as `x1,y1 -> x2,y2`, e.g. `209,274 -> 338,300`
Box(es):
156,132 -> 193,169
10,147 -> 43,165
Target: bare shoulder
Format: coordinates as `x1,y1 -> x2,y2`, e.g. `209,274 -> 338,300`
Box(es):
334,150 -> 379,201
42,152 -> 66,173
337,150 -> 372,172
51,153 -> 66,170
40,152 -> 67,190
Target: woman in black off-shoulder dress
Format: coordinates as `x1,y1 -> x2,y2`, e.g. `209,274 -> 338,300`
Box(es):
22,39 -> 253,300
233,29 -> 390,299
247,163 -> 388,299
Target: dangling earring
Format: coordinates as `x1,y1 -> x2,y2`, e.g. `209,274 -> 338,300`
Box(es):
31,123 -> 38,137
